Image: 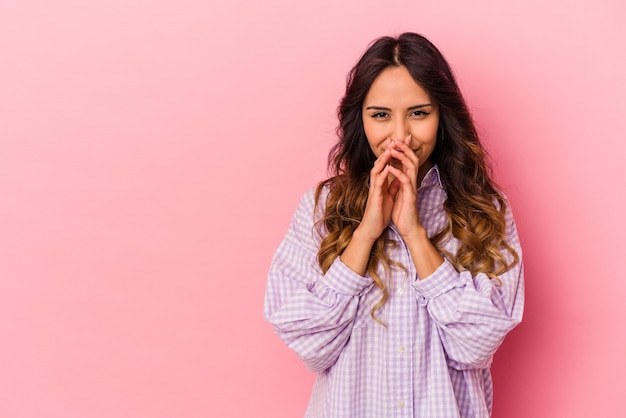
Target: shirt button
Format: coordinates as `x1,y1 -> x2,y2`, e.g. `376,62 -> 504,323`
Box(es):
398,345 -> 405,353
399,400 -> 405,407
398,288 -> 405,295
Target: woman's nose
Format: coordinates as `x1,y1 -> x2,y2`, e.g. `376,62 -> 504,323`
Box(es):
392,119 -> 409,141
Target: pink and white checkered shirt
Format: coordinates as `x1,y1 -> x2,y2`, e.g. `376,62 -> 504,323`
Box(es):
264,166 -> 524,418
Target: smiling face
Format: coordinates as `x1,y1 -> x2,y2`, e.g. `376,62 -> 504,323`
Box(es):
362,65 -> 439,181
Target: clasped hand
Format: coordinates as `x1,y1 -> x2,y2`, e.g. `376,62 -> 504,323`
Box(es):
358,135 -> 424,242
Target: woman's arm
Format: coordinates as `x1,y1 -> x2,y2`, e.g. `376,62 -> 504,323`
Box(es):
264,189 -> 374,373
411,204 -> 524,370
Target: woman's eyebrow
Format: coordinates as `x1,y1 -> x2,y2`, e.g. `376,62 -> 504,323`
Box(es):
364,106 -> 392,111
407,104 -> 433,111
365,104 -> 433,111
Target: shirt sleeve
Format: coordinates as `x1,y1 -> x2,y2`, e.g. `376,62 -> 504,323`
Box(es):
411,201 -> 525,371
263,189 -> 374,373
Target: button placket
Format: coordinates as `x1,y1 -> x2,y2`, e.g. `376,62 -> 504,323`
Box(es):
387,225 -> 414,416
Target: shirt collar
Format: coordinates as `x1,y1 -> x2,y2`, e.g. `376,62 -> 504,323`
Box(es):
419,163 -> 444,189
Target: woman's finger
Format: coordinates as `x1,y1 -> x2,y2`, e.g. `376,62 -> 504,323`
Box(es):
390,140 -> 419,171
389,149 -> 418,190
369,148 -> 393,190
371,163 -> 392,192
387,165 -> 417,199
388,176 -> 401,199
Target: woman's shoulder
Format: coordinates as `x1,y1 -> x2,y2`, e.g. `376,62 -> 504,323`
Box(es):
291,182 -> 329,227
297,180 -> 332,212
282,183 -> 330,249
296,183 -> 321,209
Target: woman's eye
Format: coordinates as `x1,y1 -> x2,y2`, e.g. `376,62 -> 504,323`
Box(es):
371,112 -> 388,119
410,110 -> 429,117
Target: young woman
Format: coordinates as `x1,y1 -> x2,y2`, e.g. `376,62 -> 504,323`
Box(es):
264,32 -> 524,418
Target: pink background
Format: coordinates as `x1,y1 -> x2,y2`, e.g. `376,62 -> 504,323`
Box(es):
1,0 -> 625,416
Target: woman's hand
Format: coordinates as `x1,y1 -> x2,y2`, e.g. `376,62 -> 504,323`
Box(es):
340,142 -> 396,275
387,136 -> 444,279
386,136 -> 424,239
356,135 -> 426,242
355,144 -> 397,243
343,135 -> 438,277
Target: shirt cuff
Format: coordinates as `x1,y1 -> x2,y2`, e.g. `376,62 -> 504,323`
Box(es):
411,259 -> 464,300
321,256 -> 374,296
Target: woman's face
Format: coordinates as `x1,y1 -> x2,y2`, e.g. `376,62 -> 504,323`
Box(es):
362,65 -> 439,176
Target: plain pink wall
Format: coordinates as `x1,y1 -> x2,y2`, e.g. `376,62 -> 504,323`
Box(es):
1,0 -> 625,417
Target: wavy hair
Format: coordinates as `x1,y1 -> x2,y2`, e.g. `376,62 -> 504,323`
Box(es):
315,33 -> 519,322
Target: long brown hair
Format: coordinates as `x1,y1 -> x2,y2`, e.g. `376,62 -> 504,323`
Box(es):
315,33 -> 518,320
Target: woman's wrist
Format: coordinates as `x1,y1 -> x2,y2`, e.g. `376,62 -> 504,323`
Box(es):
403,227 -> 444,279
340,227 -> 377,276
352,225 -> 379,247
401,225 -> 428,245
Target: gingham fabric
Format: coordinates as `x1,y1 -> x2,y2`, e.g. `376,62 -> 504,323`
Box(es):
264,166 -> 524,418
